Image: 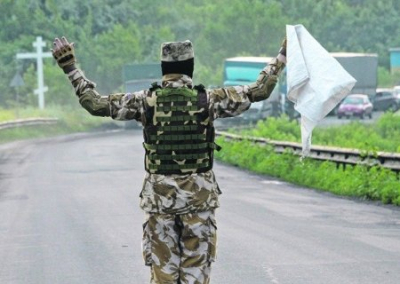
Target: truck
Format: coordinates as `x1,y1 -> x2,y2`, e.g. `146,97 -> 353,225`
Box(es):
222,56 -> 286,125
331,52 -> 378,97
123,63 -> 162,93
328,53 -> 378,115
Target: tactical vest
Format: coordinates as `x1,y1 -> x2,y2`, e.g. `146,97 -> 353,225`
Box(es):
143,84 -> 220,175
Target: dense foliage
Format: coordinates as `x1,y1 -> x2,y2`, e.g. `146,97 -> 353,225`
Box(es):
2,0 -> 400,108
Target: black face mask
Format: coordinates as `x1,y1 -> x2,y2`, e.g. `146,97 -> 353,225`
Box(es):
161,58 -> 194,78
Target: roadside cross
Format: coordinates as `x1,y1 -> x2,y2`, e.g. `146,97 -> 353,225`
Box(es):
16,36 -> 52,109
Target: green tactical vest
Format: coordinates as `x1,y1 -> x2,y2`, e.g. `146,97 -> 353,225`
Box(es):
142,84 -> 220,175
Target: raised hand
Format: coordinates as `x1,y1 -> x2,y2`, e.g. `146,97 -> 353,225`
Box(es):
279,36 -> 287,57
52,36 -> 76,73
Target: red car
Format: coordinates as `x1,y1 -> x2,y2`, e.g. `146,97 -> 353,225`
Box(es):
337,94 -> 373,119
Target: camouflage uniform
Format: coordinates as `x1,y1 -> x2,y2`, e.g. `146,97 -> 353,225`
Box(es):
54,37 -> 285,284
143,210 -> 217,284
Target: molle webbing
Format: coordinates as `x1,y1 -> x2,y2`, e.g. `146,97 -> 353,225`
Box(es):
156,87 -> 196,97
157,95 -> 198,103
143,142 -> 216,151
157,125 -> 198,131
157,105 -> 199,112
148,152 -> 209,160
147,162 -> 210,171
156,115 -> 197,122
149,134 -> 206,142
143,86 -> 217,175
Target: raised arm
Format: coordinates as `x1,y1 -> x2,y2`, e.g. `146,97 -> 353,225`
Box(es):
52,37 -> 143,121
210,37 -> 286,119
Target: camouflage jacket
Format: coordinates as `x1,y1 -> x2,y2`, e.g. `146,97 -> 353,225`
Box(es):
67,58 -> 285,214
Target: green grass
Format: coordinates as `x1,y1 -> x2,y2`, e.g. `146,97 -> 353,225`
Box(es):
0,125 -> 73,144
215,137 -> 400,205
241,112 -> 400,153
0,105 -> 108,144
216,113 -> 400,207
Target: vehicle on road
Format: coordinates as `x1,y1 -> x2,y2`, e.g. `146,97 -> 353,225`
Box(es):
373,88 -> 399,112
242,99 -> 281,124
393,86 -> 400,105
222,56 -> 285,125
337,94 -> 373,119
331,53 -> 378,97
322,52 -> 378,116
221,93 -> 282,126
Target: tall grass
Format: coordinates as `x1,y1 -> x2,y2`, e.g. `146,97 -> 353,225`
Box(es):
242,112 -> 400,152
0,105 -> 107,144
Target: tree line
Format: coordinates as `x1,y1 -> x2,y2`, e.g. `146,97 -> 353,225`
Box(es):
1,0 -> 400,107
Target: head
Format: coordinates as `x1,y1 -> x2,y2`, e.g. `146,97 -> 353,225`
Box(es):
161,40 -> 194,78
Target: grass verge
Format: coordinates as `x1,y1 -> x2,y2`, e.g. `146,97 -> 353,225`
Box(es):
241,112 -> 400,153
215,137 -> 400,206
0,106 -> 111,144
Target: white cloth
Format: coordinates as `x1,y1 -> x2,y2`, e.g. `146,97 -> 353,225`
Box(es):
286,24 -> 357,155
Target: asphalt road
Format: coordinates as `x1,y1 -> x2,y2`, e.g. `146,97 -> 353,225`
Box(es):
1,130 -> 400,284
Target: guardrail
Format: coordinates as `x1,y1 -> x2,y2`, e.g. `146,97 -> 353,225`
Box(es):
0,118 -> 59,130
215,131 -> 400,172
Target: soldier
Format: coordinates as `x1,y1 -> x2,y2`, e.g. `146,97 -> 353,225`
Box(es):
52,36 -> 286,284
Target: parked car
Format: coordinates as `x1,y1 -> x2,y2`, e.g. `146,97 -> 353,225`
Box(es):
222,99 -> 282,126
393,86 -> 400,105
242,100 -> 282,124
373,88 -> 399,112
284,100 -> 300,120
337,94 -> 373,119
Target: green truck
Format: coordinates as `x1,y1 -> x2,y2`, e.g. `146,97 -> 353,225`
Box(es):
222,56 -> 286,124
123,63 -> 162,93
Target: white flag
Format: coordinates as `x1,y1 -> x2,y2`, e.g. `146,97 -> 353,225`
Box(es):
286,24 -> 357,155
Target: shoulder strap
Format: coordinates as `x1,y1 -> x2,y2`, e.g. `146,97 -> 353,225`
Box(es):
149,81 -> 161,92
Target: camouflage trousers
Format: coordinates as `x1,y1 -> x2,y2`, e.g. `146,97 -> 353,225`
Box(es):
142,210 -> 217,284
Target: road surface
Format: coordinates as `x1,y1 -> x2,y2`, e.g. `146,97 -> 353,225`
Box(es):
0,130 -> 399,284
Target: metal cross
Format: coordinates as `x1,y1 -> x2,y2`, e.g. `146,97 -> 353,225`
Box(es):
16,36 -> 52,109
